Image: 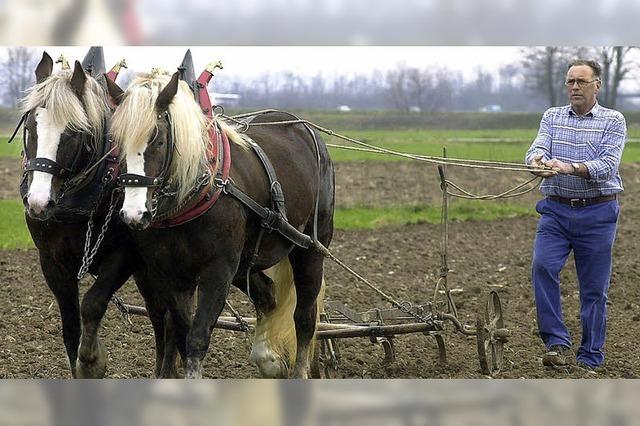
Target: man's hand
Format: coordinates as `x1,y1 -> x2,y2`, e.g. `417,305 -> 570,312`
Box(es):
530,155 -> 555,178
544,158 -> 574,175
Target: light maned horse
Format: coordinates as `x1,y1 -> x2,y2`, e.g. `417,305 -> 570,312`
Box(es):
20,52 -> 175,378
107,70 -> 335,378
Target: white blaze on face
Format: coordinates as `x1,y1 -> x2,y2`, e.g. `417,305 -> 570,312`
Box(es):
121,145 -> 149,223
27,107 -> 66,213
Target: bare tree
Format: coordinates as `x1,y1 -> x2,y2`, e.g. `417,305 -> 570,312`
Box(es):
385,65 -> 411,110
521,47 -> 604,107
597,46 -> 637,108
521,47 -> 568,107
0,47 -> 39,107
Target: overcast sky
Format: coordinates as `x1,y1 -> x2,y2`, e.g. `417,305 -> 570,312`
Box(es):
24,46 -> 523,82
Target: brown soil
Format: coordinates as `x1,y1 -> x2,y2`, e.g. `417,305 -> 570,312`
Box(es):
0,158 -> 22,200
1,161 -> 639,378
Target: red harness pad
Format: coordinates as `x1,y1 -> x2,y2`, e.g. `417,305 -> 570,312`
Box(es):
150,70 -> 231,228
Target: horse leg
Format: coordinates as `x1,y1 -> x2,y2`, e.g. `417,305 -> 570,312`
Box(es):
289,248 -> 326,379
39,254 -> 81,378
133,272 -> 179,378
160,311 -> 180,378
184,263 -> 235,379
231,272 -> 276,313
77,251 -> 134,378
164,287 -> 194,371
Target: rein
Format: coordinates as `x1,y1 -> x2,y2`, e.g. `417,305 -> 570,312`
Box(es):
7,112 -> 28,144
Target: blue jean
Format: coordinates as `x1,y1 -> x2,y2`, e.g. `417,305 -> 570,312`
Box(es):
532,197 -> 619,367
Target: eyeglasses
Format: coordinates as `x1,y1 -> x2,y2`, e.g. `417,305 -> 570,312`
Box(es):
564,78 -> 600,88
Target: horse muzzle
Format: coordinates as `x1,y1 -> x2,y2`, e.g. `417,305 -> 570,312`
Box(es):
119,208 -> 152,230
25,193 -> 57,221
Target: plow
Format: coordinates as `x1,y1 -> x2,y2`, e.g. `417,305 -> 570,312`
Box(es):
110,129 -> 520,377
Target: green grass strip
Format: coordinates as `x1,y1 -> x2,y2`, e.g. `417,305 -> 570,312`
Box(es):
0,200 -> 33,249
326,129 -> 640,163
0,136 -> 23,158
334,201 -> 536,230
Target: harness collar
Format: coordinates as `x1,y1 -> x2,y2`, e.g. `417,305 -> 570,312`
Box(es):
150,121 -> 231,228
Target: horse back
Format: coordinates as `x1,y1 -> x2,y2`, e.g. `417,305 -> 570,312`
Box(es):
229,112 -> 334,231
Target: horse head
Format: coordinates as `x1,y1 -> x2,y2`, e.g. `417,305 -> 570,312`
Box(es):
21,52 -> 110,220
110,70 -> 209,230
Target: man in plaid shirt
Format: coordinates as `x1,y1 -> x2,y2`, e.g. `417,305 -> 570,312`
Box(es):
525,59 -> 626,371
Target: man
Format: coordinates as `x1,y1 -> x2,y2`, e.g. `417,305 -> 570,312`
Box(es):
525,59 -> 626,370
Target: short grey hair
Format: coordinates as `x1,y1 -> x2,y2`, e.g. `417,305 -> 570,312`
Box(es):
568,60 -> 601,79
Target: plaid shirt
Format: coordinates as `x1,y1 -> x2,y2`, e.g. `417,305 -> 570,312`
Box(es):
525,102 -> 626,198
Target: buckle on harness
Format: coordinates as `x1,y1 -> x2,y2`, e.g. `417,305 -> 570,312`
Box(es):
213,177 -> 229,193
570,198 -> 587,208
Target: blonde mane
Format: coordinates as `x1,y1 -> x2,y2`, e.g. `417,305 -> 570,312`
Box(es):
20,70 -> 109,146
111,69 -> 249,203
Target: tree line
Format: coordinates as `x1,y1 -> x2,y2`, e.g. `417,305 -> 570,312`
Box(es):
1,47 -> 637,112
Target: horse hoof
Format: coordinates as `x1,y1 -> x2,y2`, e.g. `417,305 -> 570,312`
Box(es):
250,341 -> 289,378
77,340 -> 107,379
291,368 -> 309,379
185,358 -> 202,379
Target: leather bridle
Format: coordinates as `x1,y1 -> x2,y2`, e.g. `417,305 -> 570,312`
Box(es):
117,110 -> 175,210
12,110 -> 108,200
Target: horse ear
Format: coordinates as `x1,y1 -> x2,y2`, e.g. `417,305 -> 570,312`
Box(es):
155,71 -> 180,112
35,51 -> 53,83
70,60 -> 87,100
104,74 -> 125,105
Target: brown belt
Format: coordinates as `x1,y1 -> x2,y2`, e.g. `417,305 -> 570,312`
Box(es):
548,194 -> 617,208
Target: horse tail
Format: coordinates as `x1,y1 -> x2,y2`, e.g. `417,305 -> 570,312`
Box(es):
252,258 -> 297,377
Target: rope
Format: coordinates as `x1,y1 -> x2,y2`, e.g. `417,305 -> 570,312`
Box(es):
233,116 -> 554,173
443,176 -> 541,200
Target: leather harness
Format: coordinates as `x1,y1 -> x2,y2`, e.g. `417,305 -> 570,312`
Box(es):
120,68 -> 316,250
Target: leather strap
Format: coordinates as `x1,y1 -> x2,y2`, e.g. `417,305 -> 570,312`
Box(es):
118,173 -> 163,187
247,141 -> 287,220
25,157 -> 71,177
548,194 -> 616,208
7,112 -> 28,144
220,179 -> 312,249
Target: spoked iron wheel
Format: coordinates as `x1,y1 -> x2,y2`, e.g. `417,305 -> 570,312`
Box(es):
476,291 -> 509,375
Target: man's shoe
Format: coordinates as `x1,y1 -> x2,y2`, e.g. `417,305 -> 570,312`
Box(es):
542,345 -> 573,367
576,361 -> 596,371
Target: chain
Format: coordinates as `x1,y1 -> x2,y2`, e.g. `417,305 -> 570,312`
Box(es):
312,241 -> 437,327
225,300 -> 251,335
77,215 -> 95,280
77,190 -> 120,280
111,293 -> 133,327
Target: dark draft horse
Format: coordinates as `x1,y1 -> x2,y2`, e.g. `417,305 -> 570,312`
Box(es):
107,70 -> 335,378
20,52 -> 176,378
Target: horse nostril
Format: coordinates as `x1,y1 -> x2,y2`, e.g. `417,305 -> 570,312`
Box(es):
119,210 -> 126,222
141,211 -> 151,223
46,199 -> 56,209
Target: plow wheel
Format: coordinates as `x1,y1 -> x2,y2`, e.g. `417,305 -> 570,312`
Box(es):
476,291 -> 509,375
